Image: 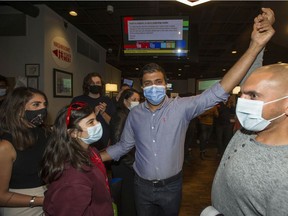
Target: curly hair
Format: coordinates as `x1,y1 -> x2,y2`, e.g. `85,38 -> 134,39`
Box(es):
82,72 -> 105,95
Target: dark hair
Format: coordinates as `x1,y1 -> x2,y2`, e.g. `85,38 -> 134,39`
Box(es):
120,83 -> 130,89
117,88 -> 140,110
0,75 -> 8,86
40,103 -> 94,183
82,72 -> 104,95
139,63 -> 167,85
0,87 -> 48,150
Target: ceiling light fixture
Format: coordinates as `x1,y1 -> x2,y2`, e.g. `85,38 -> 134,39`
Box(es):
69,10 -> 78,16
231,50 -> 237,54
176,0 -> 211,7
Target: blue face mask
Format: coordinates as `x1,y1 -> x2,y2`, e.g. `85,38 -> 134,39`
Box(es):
143,85 -> 166,106
80,123 -> 103,145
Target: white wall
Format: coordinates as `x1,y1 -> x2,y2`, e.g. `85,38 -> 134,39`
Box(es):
0,5 -> 121,124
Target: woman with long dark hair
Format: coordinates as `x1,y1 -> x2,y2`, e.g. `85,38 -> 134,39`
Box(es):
110,88 -> 140,216
41,102 -> 113,216
0,87 -> 49,215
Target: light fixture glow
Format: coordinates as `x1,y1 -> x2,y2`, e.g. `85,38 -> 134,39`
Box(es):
176,0 -> 211,7
69,11 -> 78,16
106,83 -> 118,92
232,86 -> 241,95
231,50 -> 237,54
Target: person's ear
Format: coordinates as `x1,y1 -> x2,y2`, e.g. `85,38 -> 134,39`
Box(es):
68,129 -> 80,138
123,99 -> 129,108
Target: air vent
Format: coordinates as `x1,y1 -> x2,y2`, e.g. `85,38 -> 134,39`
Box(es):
77,36 -> 99,62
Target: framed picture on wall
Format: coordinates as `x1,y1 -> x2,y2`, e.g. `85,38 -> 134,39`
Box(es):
53,69 -> 73,98
27,77 -> 38,89
25,64 -> 40,76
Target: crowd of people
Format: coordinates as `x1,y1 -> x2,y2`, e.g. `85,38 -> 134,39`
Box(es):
1,7 -> 286,216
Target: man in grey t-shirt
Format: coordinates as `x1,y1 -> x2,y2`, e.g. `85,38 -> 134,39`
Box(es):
211,10 -> 288,216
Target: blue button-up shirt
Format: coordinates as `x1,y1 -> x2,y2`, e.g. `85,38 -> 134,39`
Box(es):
107,82 -> 228,180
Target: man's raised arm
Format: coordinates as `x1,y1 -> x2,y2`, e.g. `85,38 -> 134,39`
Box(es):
220,8 -> 275,93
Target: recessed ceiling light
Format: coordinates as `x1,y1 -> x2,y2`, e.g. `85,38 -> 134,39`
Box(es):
231,50 -> 237,54
69,11 -> 78,16
177,0 -> 211,7
178,68 -> 182,71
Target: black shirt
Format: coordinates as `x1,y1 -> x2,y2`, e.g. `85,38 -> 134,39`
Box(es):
2,127 -> 48,189
71,94 -> 116,150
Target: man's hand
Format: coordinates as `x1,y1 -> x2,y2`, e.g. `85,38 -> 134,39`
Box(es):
251,8 -> 275,48
95,102 -> 107,115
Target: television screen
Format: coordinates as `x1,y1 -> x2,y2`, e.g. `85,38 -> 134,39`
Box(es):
196,78 -> 221,92
167,83 -> 173,90
122,16 -> 190,57
123,78 -> 134,87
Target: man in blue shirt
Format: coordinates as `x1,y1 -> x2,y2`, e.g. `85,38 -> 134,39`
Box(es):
101,8 -> 275,216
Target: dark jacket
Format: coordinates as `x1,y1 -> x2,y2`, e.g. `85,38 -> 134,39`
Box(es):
110,108 -> 135,167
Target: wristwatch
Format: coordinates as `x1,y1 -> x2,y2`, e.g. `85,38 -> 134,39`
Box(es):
29,196 -> 36,208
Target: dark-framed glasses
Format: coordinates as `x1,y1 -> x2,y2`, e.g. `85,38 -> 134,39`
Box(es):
66,102 -> 87,127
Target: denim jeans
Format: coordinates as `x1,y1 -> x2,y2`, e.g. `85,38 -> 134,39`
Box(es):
134,174 -> 182,216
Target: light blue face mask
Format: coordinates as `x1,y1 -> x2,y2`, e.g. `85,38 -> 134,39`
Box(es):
80,123 -> 103,145
236,96 -> 288,132
0,88 -> 7,97
143,85 -> 166,106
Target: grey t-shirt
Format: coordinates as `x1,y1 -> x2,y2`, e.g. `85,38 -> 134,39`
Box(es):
212,130 -> 288,216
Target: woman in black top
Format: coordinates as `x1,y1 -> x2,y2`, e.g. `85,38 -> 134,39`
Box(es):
0,87 -> 50,216
110,88 -> 140,216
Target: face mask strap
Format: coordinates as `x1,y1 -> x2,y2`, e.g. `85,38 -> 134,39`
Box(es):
268,113 -> 286,122
264,95 -> 288,105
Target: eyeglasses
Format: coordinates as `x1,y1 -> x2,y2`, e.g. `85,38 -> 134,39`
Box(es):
66,102 -> 87,127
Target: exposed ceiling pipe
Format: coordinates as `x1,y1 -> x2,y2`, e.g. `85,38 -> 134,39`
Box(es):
6,2 -> 39,18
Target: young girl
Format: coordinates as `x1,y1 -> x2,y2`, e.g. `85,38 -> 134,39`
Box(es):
41,102 -> 113,216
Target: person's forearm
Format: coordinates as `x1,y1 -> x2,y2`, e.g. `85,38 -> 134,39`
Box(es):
101,112 -> 111,124
220,42 -> 264,93
240,47 -> 264,85
0,192 -> 43,207
100,150 -> 113,162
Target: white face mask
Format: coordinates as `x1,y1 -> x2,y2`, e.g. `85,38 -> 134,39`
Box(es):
236,96 -> 288,132
0,88 -> 7,97
128,101 -> 139,110
80,123 -> 103,144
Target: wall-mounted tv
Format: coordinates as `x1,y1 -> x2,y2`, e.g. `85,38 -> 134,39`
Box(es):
122,16 -> 190,57
122,78 -> 134,88
167,83 -> 173,91
196,78 -> 221,93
